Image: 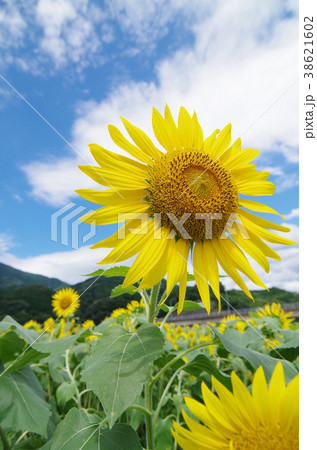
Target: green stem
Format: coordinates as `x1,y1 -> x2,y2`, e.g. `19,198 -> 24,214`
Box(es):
0,425 -> 10,450
153,366 -> 183,423
144,282 -> 161,450
144,382 -> 155,450
150,342 -> 211,388
127,404 -> 152,418
148,283 -> 160,323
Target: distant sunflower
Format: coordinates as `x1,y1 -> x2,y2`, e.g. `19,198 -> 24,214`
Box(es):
52,287 -> 80,318
24,320 -> 42,333
77,106 -> 296,314
255,302 -> 295,329
43,317 -> 55,333
172,362 -> 298,449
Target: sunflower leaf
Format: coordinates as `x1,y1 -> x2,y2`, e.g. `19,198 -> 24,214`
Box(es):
0,366 -> 51,437
82,324 -> 164,427
212,327 -> 298,383
111,284 -> 137,298
85,266 -> 130,278
183,354 -> 232,390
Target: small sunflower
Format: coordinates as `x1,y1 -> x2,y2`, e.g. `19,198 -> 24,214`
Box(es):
77,106 -> 296,314
43,317 -> 55,333
172,362 -> 298,449
52,287 -> 80,318
24,320 -> 42,333
255,302 -> 295,329
82,319 -> 95,329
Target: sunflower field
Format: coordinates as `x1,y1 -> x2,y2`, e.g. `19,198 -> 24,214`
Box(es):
0,273 -> 298,449
0,106 -> 299,449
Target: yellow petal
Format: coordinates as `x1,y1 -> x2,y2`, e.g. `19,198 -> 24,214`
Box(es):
123,225 -> 170,287
76,188 -> 146,205
178,106 -> 194,148
121,117 -> 162,161
138,250 -> 168,289
108,124 -> 153,165
236,180 -> 275,196
210,123 -> 231,160
164,104 -> 181,149
78,165 -> 147,190
239,209 -> 290,232
193,242 -> 210,313
89,143 -> 148,176
268,362 -> 286,424
202,241 -> 221,311
80,200 -> 149,225
279,374 -> 299,431
252,366 -> 270,425
152,106 -> 174,152
177,268 -> 188,314
225,148 -> 260,170
91,219 -> 143,249
232,226 -> 270,273
203,129 -> 220,154
166,239 -> 190,299
218,238 -> 267,290
217,137 -> 241,165
192,111 -> 204,150
231,371 -> 259,428
239,199 -> 285,220
240,216 -> 297,246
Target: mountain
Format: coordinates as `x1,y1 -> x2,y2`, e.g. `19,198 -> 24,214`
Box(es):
0,262 -> 67,291
0,263 -> 299,325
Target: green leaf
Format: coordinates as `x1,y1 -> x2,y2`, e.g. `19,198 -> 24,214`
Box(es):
50,408 -> 101,450
56,382 -> 77,408
32,330 -> 86,354
212,327 -> 298,383
269,331 -> 299,361
85,266 -> 130,278
0,330 -> 26,363
82,324 -> 164,427
100,424 -> 143,449
111,284 -> 137,298
1,347 -> 49,377
187,273 -> 195,281
183,354 -> 232,390
0,315 -> 38,343
51,409 -> 142,450
155,417 -> 173,450
0,366 -> 51,437
221,327 -> 260,348
160,300 -> 203,313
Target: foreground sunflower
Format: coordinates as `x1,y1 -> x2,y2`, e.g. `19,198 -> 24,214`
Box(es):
172,362 -> 298,449
77,106 -> 296,314
52,287 -> 80,318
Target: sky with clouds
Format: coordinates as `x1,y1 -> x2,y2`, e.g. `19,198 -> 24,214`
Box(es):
0,0 -> 299,291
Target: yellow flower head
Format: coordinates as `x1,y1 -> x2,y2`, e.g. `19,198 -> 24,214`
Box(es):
24,320 -> 42,333
52,287 -> 80,318
82,319 -> 95,329
77,106 -> 296,315
43,317 -> 55,333
256,302 -> 295,329
172,362 -> 298,449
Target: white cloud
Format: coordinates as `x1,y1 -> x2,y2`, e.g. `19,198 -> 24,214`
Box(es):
22,1 -> 298,206
0,245 -> 136,285
284,208 -> 299,220
0,233 -> 16,254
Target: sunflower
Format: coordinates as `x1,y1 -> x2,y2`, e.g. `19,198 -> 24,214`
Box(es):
255,302 -> 295,329
52,287 -> 80,318
24,320 -> 42,333
77,106 -> 296,314
43,317 -> 55,333
172,362 -> 298,449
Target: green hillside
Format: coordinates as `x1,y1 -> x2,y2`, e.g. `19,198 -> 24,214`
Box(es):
0,262 -> 67,291
0,263 -> 299,324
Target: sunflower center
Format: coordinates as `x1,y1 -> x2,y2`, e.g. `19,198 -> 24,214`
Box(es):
231,425 -> 299,450
147,149 -> 238,240
60,297 -> 72,309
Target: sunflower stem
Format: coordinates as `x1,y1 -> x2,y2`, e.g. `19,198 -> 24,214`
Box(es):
144,282 -> 161,450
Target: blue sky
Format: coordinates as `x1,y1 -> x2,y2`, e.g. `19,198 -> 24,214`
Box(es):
0,0 -> 298,289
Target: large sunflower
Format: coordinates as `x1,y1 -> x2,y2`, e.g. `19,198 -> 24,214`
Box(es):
52,287 -> 80,318
172,362 -> 299,449
77,106 -> 296,314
